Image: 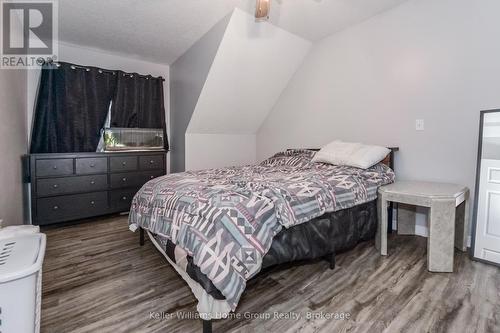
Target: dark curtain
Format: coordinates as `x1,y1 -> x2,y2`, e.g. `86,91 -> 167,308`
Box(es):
30,62 -> 117,153
111,72 -> 168,150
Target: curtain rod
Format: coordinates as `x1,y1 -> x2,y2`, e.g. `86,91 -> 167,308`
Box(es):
42,58 -> 165,82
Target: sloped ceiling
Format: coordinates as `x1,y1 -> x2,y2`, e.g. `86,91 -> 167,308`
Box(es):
58,0 -> 409,64
186,9 -> 311,135
262,0 -> 409,41
170,14 -> 232,172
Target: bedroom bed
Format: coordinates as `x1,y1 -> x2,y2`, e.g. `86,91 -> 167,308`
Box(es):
128,147 -> 397,333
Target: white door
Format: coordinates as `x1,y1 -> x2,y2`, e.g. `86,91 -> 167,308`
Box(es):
474,158 -> 500,264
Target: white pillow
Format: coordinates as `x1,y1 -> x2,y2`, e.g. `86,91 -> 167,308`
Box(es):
312,140 -> 390,169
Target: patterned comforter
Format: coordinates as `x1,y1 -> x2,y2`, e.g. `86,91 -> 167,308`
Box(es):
129,150 -> 395,310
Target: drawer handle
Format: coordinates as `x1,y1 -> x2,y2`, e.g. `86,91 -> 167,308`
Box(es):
53,165 -> 58,170
122,162 -> 127,166
52,184 -> 59,189
150,160 -> 155,164
122,177 -> 127,182
53,205 -> 59,210
90,180 -> 96,185
90,163 -> 96,168
150,175 -> 155,179
122,196 -> 128,201
90,201 -> 95,205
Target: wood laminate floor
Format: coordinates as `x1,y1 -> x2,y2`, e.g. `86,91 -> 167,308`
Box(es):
41,216 -> 500,333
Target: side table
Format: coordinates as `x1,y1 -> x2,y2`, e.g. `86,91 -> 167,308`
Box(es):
376,181 -> 470,272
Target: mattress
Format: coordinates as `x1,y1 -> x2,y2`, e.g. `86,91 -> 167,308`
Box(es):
151,199 -> 377,303
129,149 -> 394,311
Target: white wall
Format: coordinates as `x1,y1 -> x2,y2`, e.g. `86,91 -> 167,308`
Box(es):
170,14 -> 231,173
258,0 -> 500,232
185,133 -> 256,170
27,42 -> 171,169
0,20 -> 28,225
185,9 -> 311,170
0,71 -> 28,226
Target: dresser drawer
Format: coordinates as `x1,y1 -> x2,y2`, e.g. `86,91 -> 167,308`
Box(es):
37,174 -> 108,197
110,173 -> 143,189
37,192 -> 108,224
110,156 -> 138,172
76,157 -> 107,174
110,188 -> 139,211
143,170 -> 164,182
36,159 -> 73,177
110,171 -> 163,189
139,155 -> 164,170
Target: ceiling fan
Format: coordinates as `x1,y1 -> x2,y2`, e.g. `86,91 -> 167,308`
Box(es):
255,0 -> 271,21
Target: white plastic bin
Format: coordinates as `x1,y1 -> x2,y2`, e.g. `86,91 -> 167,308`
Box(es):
0,233 -> 46,333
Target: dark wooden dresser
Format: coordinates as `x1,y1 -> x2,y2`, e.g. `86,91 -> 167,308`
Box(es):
26,151 -> 166,225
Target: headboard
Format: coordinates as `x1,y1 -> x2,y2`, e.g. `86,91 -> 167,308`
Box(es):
288,147 -> 399,170
382,147 -> 399,170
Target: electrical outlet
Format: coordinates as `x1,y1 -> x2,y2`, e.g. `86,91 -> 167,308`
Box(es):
416,119 -> 425,131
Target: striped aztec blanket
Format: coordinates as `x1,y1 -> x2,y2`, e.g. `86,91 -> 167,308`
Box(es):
129,149 -> 395,310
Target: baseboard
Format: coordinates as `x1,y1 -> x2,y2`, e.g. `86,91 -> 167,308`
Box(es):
415,224 -> 429,237
393,224 -> 473,248
392,208 -> 428,237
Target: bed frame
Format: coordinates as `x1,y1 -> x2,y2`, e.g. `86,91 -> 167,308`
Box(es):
302,147 -> 399,239
138,147 -> 398,333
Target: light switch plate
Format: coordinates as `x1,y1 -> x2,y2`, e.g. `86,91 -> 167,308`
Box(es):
416,119 -> 425,131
